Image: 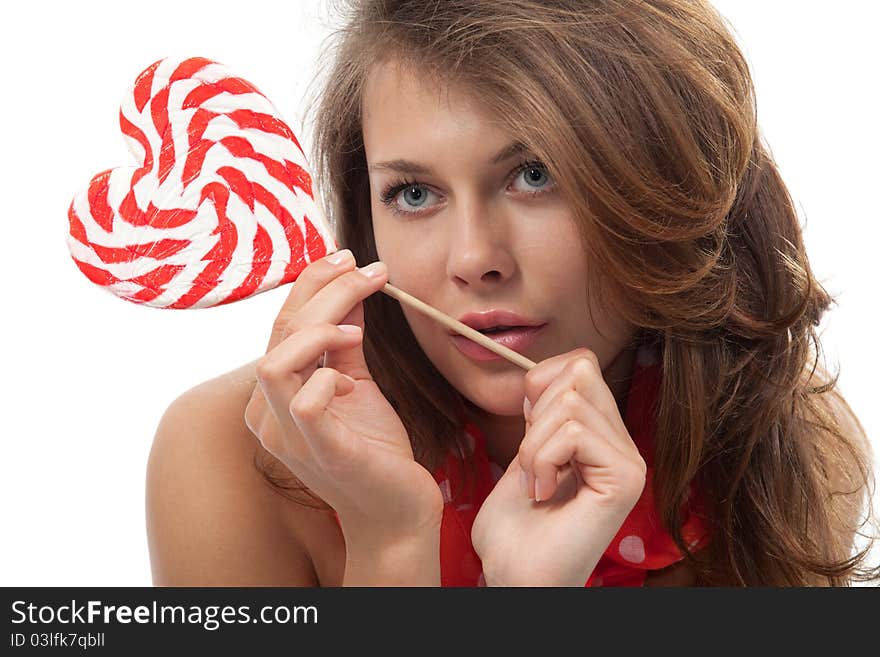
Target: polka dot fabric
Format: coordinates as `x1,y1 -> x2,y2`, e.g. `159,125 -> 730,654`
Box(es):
334,338 -> 711,586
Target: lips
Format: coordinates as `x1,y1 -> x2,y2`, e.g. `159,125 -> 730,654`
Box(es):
452,309 -> 546,334
451,325 -> 547,360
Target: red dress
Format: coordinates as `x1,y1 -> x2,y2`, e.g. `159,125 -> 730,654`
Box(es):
334,338 -> 711,586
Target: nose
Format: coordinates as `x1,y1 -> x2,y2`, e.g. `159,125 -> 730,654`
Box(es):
444,196 -> 516,288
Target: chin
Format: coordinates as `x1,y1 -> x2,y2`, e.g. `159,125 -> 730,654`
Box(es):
461,388 -> 523,418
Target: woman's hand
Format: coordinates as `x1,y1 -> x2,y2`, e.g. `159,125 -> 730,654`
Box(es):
244,250 -> 445,545
470,347 -> 647,586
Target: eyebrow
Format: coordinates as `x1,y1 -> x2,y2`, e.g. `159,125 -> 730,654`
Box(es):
368,141 -> 528,175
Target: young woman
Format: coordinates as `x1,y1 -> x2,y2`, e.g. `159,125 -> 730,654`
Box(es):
146,0 -> 879,586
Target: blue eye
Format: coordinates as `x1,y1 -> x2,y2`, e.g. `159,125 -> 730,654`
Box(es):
379,180 -> 440,216
523,167 -> 548,187
402,185 -> 428,207
511,163 -> 553,193
377,159 -> 555,218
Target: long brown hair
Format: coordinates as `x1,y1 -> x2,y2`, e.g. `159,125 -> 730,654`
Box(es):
254,0 -> 879,585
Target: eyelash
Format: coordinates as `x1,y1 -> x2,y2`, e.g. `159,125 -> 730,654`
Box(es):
378,158 -> 555,217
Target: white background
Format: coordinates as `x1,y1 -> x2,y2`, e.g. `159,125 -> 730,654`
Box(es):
1,1 -> 877,585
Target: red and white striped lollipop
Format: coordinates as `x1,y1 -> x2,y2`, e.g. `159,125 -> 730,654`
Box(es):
67,56 -> 336,309
66,56 -> 536,370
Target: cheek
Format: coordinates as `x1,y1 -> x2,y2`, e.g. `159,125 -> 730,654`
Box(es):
517,205 -> 585,274
532,239 -> 587,304
404,310 -> 440,351
371,203 -> 394,263
374,223 -> 444,292
373,210 -> 415,261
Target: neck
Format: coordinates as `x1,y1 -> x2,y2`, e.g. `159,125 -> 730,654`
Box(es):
466,338 -> 641,469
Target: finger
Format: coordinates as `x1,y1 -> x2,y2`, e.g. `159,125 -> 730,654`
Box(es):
525,350 -> 623,431
259,323 -> 364,394
265,248 -> 357,352
246,380 -> 315,466
522,348 -> 592,404
255,325 -> 362,459
526,351 -> 615,425
527,374 -> 635,457
529,420 -> 624,503
280,260 -> 387,343
321,299 -> 371,381
519,390 -> 630,499
270,261 -> 388,374
244,384 -> 268,438
289,367 -> 361,475
305,261 -> 388,380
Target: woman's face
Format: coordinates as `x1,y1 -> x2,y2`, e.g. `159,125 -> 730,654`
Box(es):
361,59 -> 637,420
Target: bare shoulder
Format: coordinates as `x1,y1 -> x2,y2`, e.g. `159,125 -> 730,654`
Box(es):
146,360 -> 345,586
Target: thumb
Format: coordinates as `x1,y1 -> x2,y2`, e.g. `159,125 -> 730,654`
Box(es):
322,300 -> 373,381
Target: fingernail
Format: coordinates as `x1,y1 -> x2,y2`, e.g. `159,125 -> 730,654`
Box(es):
359,261 -> 386,278
338,324 -> 361,334
523,397 -> 532,420
534,476 -> 542,502
519,470 -> 529,498
327,249 -> 353,265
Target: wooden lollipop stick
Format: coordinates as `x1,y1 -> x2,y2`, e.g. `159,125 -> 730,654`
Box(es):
379,282 -> 537,371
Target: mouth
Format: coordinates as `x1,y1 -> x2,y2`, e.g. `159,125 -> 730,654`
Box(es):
446,308 -> 548,361
450,322 -> 548,361
451,309 -> 546,335
473,325 -> 540,337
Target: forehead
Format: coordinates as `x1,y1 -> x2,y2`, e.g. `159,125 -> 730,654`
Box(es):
361,59 -> 512,156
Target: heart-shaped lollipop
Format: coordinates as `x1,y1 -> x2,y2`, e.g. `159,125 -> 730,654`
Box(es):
67,56 -> 536,370
67,56 -> 336,309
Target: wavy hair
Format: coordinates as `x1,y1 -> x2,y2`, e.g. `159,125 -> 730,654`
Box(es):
253,0 -> 880,585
